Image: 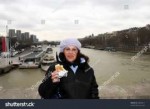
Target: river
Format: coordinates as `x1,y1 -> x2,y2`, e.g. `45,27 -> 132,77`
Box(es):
0,47 -> 150,99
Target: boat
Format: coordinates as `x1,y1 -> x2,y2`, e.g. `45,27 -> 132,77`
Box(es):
19,57 -> 41,69
33,46 -> 43,52
105,47 -> 116,52
11,60 -> 21,67
41,55 -> 55,71
45,46 -> 53,54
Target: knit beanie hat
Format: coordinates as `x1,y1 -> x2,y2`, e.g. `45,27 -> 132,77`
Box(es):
59,38 -> 81,52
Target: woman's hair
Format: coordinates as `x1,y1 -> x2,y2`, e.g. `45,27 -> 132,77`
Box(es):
58,50 -> 89,64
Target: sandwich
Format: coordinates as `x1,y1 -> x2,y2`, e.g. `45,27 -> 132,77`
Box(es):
55,64 -> 68,78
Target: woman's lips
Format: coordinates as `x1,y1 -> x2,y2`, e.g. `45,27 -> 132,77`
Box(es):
67,55 -> 74,59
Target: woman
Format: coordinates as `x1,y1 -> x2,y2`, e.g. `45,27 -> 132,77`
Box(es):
38,38 -> 99,99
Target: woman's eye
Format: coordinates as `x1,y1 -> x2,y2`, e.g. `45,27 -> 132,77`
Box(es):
72,49 -> 77,51
66,48 -> 70,51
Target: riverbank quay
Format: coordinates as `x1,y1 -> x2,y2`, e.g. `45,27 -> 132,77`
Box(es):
0,64 -> 14,75
0,54 -> 25,75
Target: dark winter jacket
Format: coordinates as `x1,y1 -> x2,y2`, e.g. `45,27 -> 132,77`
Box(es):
38,54 -> 99,99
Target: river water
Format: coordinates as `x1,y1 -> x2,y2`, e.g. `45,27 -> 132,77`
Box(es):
0,47 -> 150,99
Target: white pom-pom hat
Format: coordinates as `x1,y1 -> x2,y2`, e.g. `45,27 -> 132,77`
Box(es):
59,38 -> 81,52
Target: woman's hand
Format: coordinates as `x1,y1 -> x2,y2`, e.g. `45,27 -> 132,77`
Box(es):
51,71 -> 60,83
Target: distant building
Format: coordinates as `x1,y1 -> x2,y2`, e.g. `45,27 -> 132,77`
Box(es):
30,35 -> 38,43
9,29 -> 15,37
24,32 -> 30,40
146,24 -> 150,30
21,33 -> 26,41
16,30 -> 21,41
112,31 -> 118,36
7,29 -> 39,43
35,38 -> 39,43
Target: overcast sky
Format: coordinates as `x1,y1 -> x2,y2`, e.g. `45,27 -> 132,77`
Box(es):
0,0 -> 150,41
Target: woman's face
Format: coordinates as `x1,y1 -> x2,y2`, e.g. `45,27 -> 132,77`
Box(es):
64,45 -> 78,63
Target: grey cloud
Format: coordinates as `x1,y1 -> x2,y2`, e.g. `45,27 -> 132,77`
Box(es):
0,0 -> 19,4
0,0 -> 150,41
16,23 -> 36,29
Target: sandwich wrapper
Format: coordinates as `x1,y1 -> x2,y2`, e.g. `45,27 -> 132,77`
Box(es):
55,64 -> 68,78
58,70 -> 68,78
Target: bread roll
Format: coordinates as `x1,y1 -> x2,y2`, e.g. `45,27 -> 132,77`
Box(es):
55,64 -> 65,72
